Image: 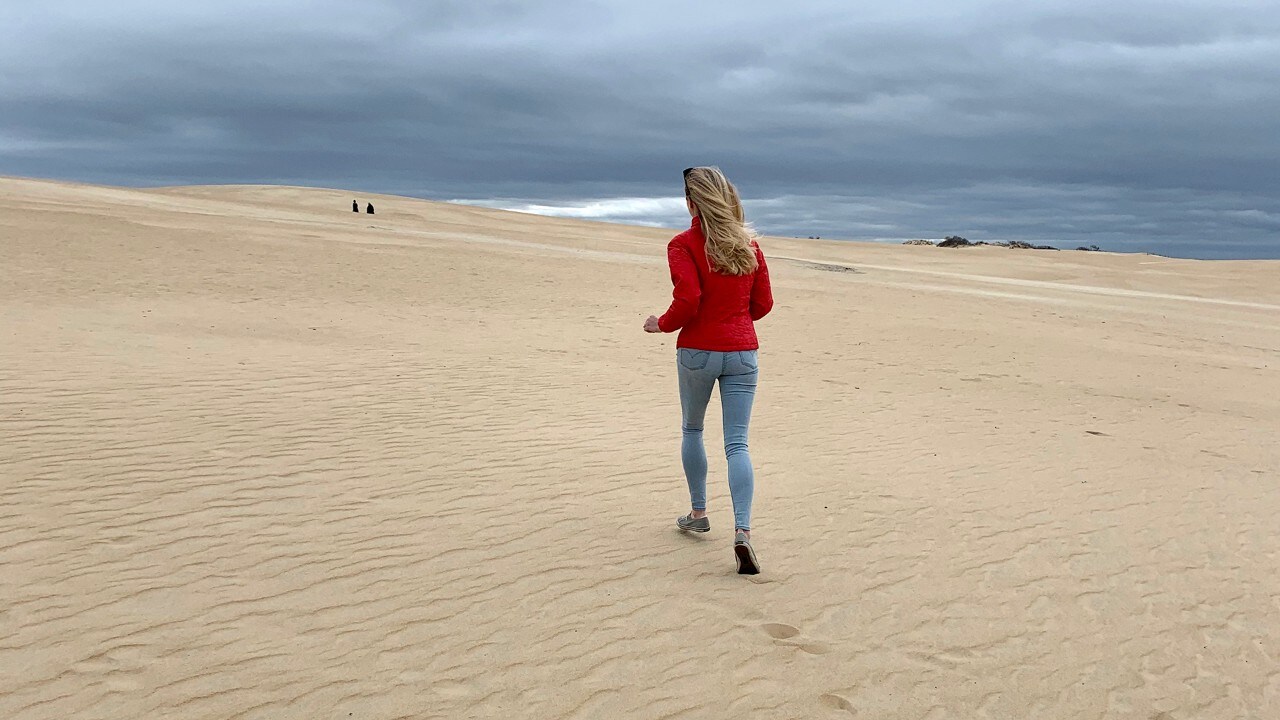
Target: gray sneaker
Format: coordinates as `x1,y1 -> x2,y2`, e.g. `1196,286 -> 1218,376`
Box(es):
734,531 -> 760,575
676,513 -> 710,533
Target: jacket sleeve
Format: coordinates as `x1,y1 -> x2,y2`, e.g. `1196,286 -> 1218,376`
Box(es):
657,241 -> 701,332
749,246 -> 773,321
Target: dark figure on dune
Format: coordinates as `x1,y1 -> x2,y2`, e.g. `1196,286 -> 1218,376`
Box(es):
352,200 -> 359,212
366,203 -> 375,215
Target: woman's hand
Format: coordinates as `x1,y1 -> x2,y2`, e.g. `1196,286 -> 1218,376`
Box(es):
644,315 -> 661,333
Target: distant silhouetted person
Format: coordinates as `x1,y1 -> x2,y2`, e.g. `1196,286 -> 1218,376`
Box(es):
366,202 -> 375,215
352,200 -> 359,212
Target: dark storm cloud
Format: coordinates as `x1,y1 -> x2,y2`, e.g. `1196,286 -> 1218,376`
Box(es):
3,0 -> 1279,257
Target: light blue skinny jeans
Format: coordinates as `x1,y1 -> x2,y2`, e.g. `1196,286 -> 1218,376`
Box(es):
677,348 -> 759,531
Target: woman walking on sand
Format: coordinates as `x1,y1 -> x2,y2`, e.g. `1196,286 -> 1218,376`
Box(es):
644,166 -> 773,574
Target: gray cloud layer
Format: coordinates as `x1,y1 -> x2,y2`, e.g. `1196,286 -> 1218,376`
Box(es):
3,1 -> 1279,257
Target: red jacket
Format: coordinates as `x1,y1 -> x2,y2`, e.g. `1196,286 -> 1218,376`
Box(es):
658,217 -> 773,350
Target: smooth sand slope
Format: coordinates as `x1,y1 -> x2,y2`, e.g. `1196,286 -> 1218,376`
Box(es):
2,176 -> 1278,719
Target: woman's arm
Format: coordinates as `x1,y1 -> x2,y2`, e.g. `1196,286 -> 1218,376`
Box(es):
657,242 -> 701,332
749,247 -> 773,321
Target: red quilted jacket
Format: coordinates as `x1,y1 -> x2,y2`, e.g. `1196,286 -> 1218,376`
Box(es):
657,217 -> 773,350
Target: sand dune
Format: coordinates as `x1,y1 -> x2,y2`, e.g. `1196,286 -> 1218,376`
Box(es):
2,176 -> 1278,719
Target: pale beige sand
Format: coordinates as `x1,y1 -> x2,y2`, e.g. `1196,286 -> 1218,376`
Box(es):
2,175 -> 1278,719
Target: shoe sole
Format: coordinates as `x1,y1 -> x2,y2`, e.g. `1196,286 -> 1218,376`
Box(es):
678,524 -> 710,533
735,542 -> 760,575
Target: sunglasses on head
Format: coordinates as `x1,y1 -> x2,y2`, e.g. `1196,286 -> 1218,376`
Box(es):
683,167 -> 694,179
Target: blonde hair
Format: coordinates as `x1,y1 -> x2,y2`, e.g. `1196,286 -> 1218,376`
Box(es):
684,166 -> 759,275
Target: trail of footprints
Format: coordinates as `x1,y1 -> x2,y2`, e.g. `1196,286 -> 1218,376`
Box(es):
758,620 -> 858,715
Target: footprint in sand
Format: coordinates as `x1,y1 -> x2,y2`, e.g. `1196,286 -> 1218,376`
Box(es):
761,622 -> 800,639
760,623 -> 832,655
819,693 -> 856,714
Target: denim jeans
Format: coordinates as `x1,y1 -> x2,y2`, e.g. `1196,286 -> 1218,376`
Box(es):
677,348 -> 759,531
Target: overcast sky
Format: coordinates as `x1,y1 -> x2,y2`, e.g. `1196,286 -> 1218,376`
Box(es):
3,1 -> 1279,258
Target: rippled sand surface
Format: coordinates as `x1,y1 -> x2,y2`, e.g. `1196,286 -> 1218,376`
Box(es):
2,177 -> 1278,719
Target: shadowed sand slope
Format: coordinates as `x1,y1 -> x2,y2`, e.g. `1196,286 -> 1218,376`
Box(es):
2,176 -> 1278,719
